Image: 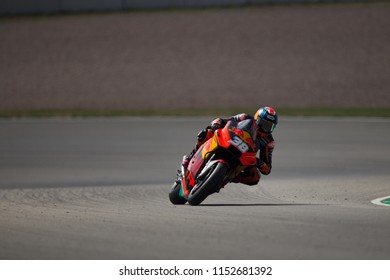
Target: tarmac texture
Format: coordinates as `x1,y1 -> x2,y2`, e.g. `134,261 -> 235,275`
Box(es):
0,117 -> 389,259
1,2 -> 389,260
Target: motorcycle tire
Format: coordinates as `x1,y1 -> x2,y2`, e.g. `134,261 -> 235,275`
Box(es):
169,180 -> 187,205
188,161 -> 228,206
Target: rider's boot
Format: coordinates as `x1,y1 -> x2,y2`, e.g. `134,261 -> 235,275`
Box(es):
231,167 -> 261,186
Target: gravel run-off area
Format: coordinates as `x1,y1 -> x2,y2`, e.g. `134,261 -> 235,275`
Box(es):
1,3 -> 390,111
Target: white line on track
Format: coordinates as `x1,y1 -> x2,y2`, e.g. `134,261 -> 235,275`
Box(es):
371,196 -> 390,207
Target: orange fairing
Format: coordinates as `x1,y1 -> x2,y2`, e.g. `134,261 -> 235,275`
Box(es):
201,132 -> 219,160
181,120 -> 258,200
240,153 -> 257,166
205,124 -> 257,167
229,127 -> 256,149
222,123 -> 257,166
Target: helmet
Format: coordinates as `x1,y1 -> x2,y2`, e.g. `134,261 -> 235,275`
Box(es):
254,107 -> 278,134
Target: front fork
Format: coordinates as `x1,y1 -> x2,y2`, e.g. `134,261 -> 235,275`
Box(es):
199,158 -> 234,193
176,153 -> 241,197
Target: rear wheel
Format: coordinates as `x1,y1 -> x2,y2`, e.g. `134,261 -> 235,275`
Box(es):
169,180 -> 187,205
188,162 -> 228,206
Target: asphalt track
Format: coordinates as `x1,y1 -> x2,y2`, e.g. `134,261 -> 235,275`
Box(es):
0,117 -> 389,259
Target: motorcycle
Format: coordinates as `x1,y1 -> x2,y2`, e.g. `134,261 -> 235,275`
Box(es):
169,119 -> 258,206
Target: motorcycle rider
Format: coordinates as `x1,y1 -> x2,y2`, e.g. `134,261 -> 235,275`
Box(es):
182,107 -> 278,186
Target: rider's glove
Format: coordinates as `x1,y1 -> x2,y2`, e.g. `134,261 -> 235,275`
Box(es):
256,158 -> 264,167
257,159 -> 271,175
210,118 -> 223,131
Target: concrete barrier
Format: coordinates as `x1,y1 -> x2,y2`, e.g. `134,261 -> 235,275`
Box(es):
0,0 -> 374,15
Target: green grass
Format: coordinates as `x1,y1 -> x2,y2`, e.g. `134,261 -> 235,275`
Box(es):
0,107 -> 389,119
277,107 -> 390,118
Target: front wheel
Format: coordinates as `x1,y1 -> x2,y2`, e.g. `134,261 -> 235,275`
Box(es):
188,162 -> 228,206
169,180 -> 187,205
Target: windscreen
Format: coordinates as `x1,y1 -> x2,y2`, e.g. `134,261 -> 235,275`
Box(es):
236,119 -> 257,141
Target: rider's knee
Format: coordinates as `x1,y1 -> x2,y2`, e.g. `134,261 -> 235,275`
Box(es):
235,167 -> 261,186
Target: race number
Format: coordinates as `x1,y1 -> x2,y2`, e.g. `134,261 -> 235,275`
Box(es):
229,136 -> 249,152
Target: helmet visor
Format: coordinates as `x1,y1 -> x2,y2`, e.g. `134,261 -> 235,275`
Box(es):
258,119 -> 275,133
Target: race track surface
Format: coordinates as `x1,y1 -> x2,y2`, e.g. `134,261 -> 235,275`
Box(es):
0,117 -> 389,259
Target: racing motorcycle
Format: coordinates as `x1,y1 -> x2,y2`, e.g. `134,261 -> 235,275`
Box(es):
169,119 -> 258,206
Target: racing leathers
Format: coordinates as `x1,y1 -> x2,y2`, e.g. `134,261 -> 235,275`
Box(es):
185,113 -> 275,186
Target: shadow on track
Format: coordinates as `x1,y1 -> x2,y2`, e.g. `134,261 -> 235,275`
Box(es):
198,203 -> 319,207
